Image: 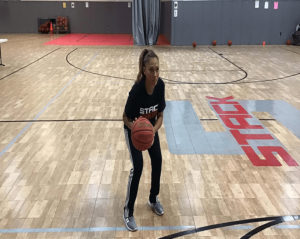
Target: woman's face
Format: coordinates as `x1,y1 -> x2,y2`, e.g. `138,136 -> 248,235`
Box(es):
143,57 -> 159,88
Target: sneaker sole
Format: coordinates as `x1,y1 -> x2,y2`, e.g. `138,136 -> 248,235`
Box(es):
123,215 -> 138,232
147,201 -> 164,216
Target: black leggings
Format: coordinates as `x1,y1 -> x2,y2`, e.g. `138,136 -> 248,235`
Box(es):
124,128 -> 162,216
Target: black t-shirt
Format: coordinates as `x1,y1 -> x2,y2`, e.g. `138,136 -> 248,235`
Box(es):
124,77 -> 166,130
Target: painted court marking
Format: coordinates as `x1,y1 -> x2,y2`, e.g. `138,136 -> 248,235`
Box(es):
159,215 -> 300,239
0,51 -> 99,158
164,97 -> 299,166
0,224 -> 299,234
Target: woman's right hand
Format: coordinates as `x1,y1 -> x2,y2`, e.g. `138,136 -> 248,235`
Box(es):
129,122 -> 134,130
129,117 -> 138,130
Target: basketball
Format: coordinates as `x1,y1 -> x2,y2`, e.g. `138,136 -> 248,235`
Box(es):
192,41 -> 197,48
228,40 -> 232,46
131,117 -> 154,151
212,40 -> 217,46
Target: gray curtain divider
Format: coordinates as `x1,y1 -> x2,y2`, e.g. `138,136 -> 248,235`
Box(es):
132,0 -> 160,45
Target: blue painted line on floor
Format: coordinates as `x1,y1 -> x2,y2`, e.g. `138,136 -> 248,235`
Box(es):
227,224 -> 300,230
0,224 -> 299,234
139,226 -> 195,231
275,224 -> 300,229
226,225 -> 254,230
0,122 -> 33,157
0,226 -> 195,234
0,51 -> 99,158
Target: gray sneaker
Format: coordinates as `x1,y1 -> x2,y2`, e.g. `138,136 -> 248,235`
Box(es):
123,215 -> 138,231
123,208 -> 138,232
148,198 -> 164,216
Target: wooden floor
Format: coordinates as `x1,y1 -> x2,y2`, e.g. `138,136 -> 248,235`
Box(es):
0,34 -> 300,238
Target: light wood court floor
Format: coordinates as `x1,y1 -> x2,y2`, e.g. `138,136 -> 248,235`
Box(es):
0,34 -> 300,238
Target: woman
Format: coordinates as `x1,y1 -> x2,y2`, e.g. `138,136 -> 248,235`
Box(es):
123,49 -> 166,231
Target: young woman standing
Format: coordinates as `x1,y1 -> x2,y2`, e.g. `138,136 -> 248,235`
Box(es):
122,49 -> 166,231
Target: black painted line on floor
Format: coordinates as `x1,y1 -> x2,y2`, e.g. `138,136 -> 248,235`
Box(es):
258,118 -> 276,120
0,119 -> 123,123
235,72 -> 300,84
160,47 -> 249,85
160,69 -> 240,73
65,48 -> 134,81
66,47 -> 247,85
200,118 -> 218,120
0,118 -> 276,123
208,47 -> 248,84
64,46 -> 300,85
240,219 -> 283,239
0,48 -> 60,81
159,215 -> 300,239
282,47 -> 300,56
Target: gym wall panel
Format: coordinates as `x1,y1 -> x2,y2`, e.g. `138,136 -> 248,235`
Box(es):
170,0 -> 300,45
279,0 -> 300,43
160,1 -> 172,43
0,1 -> 132,33
221,0 -> 242,45
1,0 -> 299,45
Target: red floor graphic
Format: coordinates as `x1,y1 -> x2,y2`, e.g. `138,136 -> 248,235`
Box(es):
44,34 -> 170,46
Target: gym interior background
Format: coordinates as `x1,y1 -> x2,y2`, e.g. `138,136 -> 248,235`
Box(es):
0,0 -> 300,45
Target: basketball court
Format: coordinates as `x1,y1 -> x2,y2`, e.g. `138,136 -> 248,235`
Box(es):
0,33 -> 299,238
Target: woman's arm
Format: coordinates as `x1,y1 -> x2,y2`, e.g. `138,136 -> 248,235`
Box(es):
153,111 -> 163,133
123,111 -> 134,130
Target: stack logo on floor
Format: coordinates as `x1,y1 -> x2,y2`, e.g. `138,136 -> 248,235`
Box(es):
164,97 -> 300,167
207,96 -> 298,166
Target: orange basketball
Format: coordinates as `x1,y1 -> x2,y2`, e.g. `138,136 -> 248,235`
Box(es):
131,117 -> 154,151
